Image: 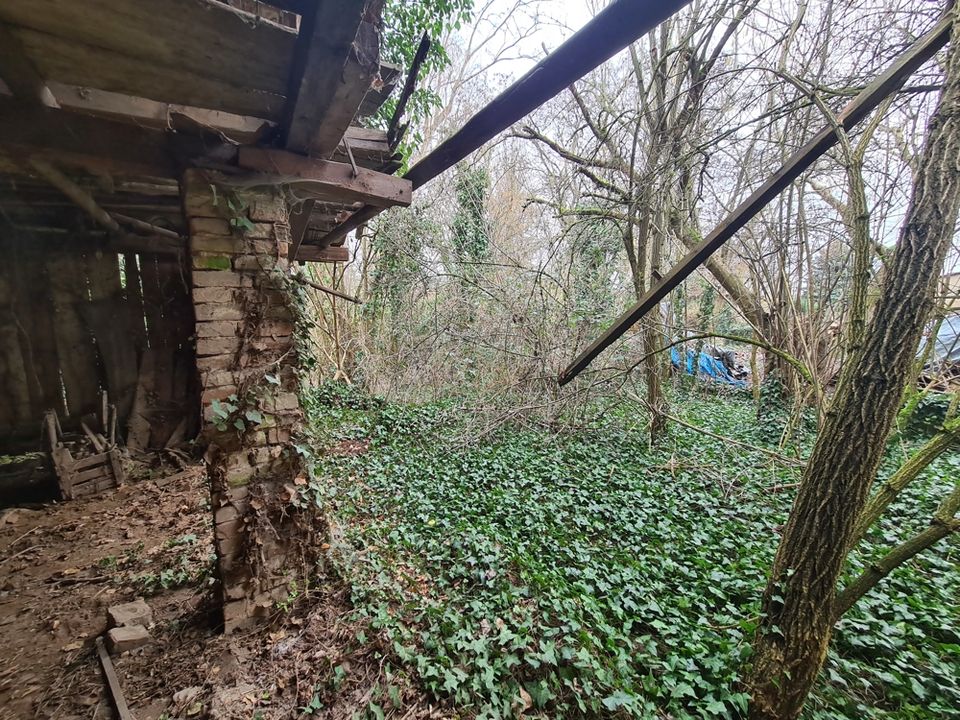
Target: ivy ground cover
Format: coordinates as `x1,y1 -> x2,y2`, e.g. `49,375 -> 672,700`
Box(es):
305,386 -> 960,719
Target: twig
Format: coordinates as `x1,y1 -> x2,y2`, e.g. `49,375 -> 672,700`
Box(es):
291,272 -> 362,304
666,411 -> 806,467
0,544 -> 39,567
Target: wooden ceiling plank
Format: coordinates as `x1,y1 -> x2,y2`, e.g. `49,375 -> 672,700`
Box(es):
252,0 -> 309,14
306,17 -> 382,155
48,82 -> 274,144
281,0 -> 370,154
237,146 -> 411,208
0,0 -> 295,97
357,60 -> 400,118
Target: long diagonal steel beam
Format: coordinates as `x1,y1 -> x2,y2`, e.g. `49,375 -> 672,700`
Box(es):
558,14 -> 954,386
308,0 -> 695,253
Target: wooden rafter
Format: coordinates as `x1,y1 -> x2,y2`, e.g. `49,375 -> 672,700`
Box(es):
311,0 -> 695,250
295,245 -> 349,263
237,147 -> 411,208
0,99 -> 220,177
281,0 -> 370,154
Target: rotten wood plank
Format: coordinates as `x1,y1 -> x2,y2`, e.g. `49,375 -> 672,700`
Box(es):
81,421 -> 106,453
48,82 -> 273,144
107,449 -> 124,485
72,452 -> 110,471
9,238 -> 62,417
95,633 -> 135,719
0,99 -> 220,178
74,464 -> 112,484
0,0 -> 296,110
288,198 -> 315,261
46,251 -> 102,417
82,298 -> 140,425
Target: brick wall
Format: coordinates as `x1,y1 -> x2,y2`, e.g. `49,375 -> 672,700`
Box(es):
183,169 -> 318,632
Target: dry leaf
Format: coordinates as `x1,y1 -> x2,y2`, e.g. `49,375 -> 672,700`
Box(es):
518,687 -> 533,713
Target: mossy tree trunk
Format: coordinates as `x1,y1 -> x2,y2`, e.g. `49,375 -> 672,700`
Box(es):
745,12 -> 960,719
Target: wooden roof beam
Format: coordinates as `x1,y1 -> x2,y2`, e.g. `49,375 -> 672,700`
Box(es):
295,245 -> 349,263
281,0 -> 376,155
237,146 -> 411,208
47,83 -> 273,145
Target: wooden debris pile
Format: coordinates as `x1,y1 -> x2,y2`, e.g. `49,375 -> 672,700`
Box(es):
44,391 -> 125,500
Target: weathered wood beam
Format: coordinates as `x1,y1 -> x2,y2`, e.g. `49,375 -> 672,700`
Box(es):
0,22 -> 57,106
387,35 -> 430,149
48,82 -> 273,144
26,158 -> 186,254
557,13 -> 954,386
0,0 -> 296,118
357,60 -> 401,118
281,0 -> 369,154
329,126 -> 399,168
295,244 -> 349,263
237,147 -> 411,207
95,637 -> 135,720
288,198 -> 315,261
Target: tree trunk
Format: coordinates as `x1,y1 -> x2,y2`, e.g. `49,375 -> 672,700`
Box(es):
745,12 -> 960,719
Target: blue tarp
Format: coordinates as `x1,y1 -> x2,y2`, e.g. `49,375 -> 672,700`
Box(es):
670,347 -> 747,388
920,312 -> 960,365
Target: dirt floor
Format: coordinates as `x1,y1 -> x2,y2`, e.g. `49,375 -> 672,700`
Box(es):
0,462 -> 445,720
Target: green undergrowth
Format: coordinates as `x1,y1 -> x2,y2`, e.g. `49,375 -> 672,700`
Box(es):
302,383 -> 959,719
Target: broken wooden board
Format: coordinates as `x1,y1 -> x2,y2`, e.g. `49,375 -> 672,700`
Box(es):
54,448 -> 124,500
95,636 -> 135,720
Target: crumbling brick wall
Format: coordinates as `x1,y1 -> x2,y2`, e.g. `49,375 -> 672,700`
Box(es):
183,169 -> 318,632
